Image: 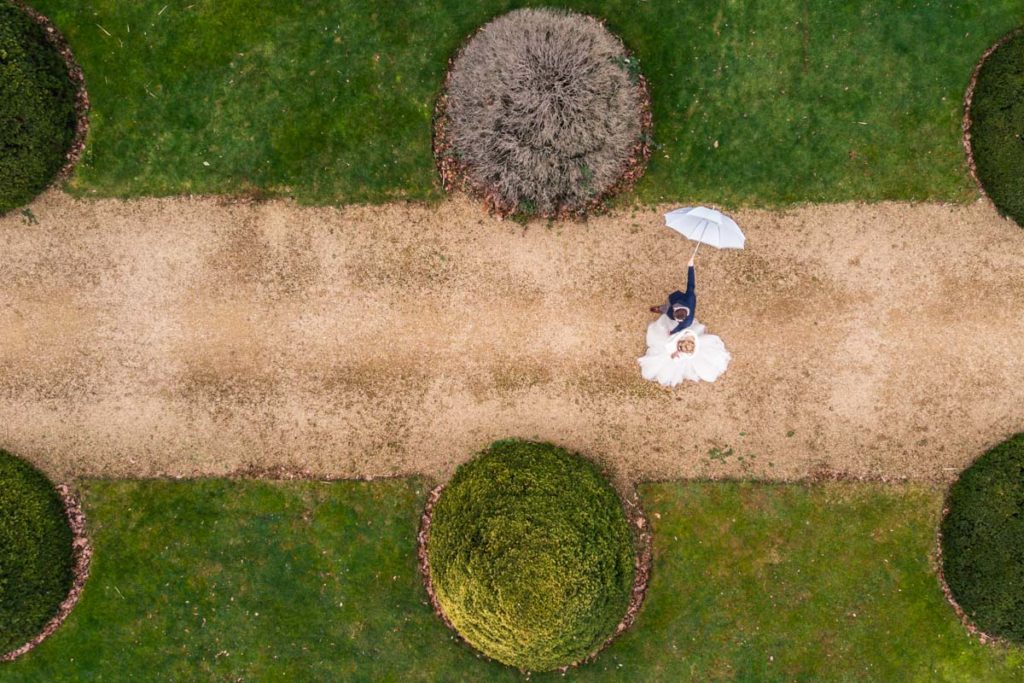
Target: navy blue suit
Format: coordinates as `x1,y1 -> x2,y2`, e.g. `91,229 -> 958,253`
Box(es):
664,266 -> 696,334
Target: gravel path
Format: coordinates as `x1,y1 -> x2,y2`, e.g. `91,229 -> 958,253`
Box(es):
2,192 -> 1022,483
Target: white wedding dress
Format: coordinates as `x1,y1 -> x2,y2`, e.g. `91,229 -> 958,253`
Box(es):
638,316 -> 731,386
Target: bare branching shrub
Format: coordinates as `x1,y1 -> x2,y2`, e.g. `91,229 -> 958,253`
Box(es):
436,9 -> 650,218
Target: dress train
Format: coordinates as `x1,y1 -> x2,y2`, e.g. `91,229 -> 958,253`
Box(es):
638,316 -> 730,386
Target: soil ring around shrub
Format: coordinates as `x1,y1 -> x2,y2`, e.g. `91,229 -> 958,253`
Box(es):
416,472 -> 653,673
10,0 -> 90,186
961,26 -> 1023,203
433,14 -> 653,221
0,483 -> 92,663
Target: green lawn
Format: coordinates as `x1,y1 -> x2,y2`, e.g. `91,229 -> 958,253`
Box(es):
2,478 -> 1022,680
32,0 -> 1023,206
626,482 -> 1024,682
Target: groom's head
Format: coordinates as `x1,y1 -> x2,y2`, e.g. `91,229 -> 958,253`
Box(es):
672,306 -> 690,321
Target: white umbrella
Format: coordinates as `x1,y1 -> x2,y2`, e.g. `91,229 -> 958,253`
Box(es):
664,206 -> 745,261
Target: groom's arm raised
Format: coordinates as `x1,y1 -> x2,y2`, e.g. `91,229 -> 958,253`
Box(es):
684,259 -> 695,295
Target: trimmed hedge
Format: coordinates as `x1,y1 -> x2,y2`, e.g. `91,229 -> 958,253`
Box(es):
437,8 -> 647,218
0,450 -> 74,654
427,440 -> 635,671
941,434 -> 1024,642
969,30 -> 1024,227
0,1 -> 78,214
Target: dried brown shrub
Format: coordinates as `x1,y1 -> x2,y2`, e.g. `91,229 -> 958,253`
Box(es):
436,8 -> 650,218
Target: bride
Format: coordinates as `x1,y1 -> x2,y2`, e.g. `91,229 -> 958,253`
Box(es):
639,258 -> 730,386
638,314 -> 730,386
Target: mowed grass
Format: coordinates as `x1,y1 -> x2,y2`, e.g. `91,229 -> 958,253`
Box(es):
0,478 -> 517,682
32,0 -> 1022,206
3,479 -> 1022,680
620,482 -> 1024,682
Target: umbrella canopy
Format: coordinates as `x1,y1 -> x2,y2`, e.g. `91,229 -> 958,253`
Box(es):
664,206 -> 745,250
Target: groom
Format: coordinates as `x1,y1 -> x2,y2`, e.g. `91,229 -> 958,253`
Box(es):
649,256 -> 696,334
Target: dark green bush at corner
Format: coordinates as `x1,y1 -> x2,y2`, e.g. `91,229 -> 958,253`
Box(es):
427,440 -> 635,671
941,433 -> 1024,643
0,1 -> 77,215
970,30 -> 1024,227
0,450 -> 74,654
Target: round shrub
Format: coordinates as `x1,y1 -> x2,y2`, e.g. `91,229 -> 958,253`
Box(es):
968,30 -> 1024,227
426,440 -> 635,671
436,8 -> 649,218
0,450 -> 74,654
941,434 -> 1024,642
0,1 -> 78,214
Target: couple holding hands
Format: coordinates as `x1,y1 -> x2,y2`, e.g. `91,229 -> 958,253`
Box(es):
638,254 -> 731,386
637,206 -> 743,387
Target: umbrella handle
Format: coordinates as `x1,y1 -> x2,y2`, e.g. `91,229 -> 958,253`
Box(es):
690,221 -> 710,262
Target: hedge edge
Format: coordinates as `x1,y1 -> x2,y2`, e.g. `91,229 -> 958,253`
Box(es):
432,11 -> 653,221
961,26 -> 1024,204
10,0 -> 90,187
0,484 -> 92,663
416,465 -> 653,672
933,459 -> 1005,649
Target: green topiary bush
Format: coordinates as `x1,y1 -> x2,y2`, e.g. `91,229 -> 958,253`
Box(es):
0,450 -> 74,654
968,30 -> 1024,227
0,1 -> 78,214
941,433 -> 1024,642
426,440 -> 635,671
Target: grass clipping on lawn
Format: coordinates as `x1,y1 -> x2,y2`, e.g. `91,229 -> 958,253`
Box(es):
0,450 -> 74,654
426,440 -> 635,671
941,433 -> 1024,643
437,8 -> 648,218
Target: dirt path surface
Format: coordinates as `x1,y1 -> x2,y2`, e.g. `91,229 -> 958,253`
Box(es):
2,192 -> 1022,483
